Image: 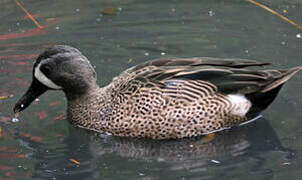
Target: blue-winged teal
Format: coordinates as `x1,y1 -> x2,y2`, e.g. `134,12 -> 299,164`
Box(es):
14,45 -> 301,139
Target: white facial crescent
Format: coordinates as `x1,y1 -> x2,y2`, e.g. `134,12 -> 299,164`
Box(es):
34,63 -> 62,90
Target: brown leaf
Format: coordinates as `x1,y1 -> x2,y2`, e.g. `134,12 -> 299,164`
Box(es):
101,7 -> 117,16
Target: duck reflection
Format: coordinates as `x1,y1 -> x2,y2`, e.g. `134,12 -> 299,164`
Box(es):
33,119 -> 294,180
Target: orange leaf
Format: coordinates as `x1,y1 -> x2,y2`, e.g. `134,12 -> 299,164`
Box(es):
70,158 -> 80,165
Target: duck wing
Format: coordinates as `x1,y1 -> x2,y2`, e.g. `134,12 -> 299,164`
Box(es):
112,57 -> 301,112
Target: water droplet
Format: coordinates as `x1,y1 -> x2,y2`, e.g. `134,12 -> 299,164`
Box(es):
208,10 -> 215,16
12,118 -> 19,123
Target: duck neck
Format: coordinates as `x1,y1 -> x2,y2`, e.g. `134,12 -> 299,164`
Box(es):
65,84 -> 112,129
64,82 -> 100,101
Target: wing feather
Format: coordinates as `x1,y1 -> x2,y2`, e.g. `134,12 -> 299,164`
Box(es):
111,57 -> 298,99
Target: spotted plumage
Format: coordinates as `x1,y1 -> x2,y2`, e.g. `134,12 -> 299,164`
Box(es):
14,45 -> 302,139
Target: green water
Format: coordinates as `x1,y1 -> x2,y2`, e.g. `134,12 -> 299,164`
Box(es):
0,0 -> 301,179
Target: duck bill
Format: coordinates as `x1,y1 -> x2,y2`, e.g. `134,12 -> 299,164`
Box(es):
13,78 -> 48,113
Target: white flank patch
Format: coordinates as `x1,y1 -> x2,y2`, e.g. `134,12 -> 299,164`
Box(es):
34,64 -> 62,89
227,94 -> 251,116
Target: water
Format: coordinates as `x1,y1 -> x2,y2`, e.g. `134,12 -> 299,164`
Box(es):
0,0 -> 301,179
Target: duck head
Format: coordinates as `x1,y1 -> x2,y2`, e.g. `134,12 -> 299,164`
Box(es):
14,45 -> 97,113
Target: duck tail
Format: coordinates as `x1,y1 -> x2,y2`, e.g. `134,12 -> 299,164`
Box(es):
247,66 -> 302,115
261,66 -> 302,93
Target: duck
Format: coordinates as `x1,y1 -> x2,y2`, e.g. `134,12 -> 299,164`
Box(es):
13,45 -> 301,139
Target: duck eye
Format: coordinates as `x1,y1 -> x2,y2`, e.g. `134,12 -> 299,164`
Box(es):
41,64 -> 52,74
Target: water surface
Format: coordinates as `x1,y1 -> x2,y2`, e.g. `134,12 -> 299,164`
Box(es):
0,0 -> 301,179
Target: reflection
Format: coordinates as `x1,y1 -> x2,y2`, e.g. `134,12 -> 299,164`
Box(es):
32,119 -> 294,180
0,123 -> 36,179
